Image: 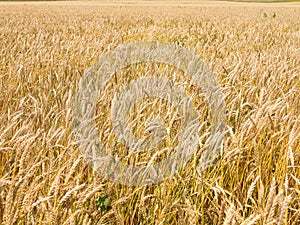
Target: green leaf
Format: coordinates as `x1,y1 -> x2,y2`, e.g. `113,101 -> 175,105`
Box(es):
96,195 -> 111,211
104,197 -> 111,206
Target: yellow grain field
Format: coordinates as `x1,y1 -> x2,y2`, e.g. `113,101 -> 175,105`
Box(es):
0,1 -> 300,224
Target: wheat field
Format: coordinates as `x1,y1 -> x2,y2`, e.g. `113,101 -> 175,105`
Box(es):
0,1 -> 300,224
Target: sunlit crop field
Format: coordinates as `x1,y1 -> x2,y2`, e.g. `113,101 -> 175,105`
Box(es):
1,1 -> 300,224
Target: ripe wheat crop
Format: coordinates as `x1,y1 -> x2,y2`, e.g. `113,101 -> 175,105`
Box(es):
0,1 -> 300,224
